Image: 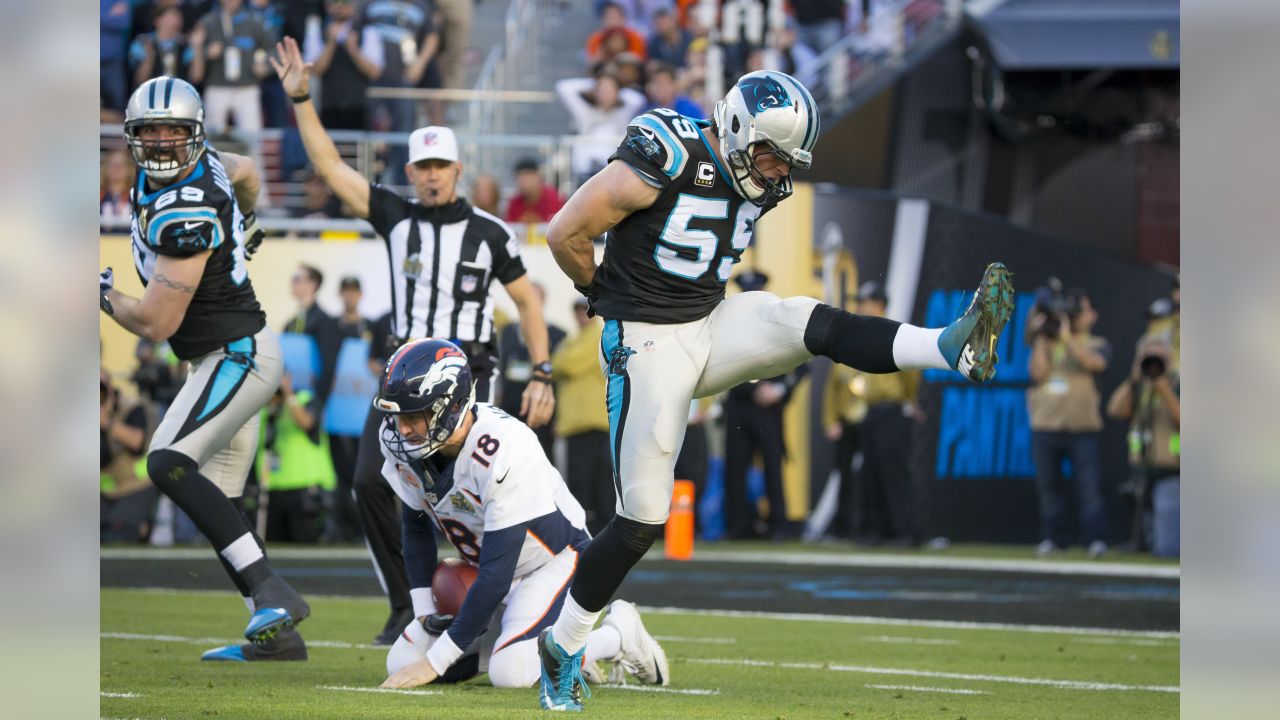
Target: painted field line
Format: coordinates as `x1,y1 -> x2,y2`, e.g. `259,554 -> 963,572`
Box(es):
866,684 -> 988,695
637,605 -> 1179,639
653,635 -> 736,644
1071,636 -> 1175,647
861,635 -> 959,645
598,684 -> 719,696
318,685 -> 440,697
102,631 -> 384,651
100,692 -> 141,698
689,658 -> 1179,693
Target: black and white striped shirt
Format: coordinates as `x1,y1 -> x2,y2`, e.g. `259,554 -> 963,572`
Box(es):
366,184 -> 526,345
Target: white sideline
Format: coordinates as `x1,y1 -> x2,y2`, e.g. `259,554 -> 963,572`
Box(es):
653,635 -> 737,644
597,684 -> 720,696
99,546 -> 1179,578
100,692 -> 140,698
866,684 -> 988,695
861,635 -> 960,645
105,588 -> 1181,639
689,658 -> 1180,693
318,685 -> 440,697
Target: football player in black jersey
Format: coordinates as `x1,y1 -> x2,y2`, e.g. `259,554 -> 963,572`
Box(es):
536,70 -> 1015,710
99,76 -> 310,662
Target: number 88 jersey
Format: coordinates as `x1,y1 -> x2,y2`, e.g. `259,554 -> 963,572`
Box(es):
129,149 -> 265,360
591,109 -> 773,324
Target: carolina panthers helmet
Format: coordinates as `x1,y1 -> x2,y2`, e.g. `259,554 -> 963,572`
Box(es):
374,338 -> 476,463
124,76 -> 207,182
713,70 -> 819,206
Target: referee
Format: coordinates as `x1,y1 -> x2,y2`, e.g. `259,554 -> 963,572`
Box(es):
272,38 -> 556,643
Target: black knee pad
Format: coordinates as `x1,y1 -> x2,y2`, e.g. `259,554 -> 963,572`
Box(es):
146,449 -> 198,491
610,515 -> 664,560
802,303 -> 900,374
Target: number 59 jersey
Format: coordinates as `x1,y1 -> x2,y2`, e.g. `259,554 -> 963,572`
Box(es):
590,109 -> 774,324
128,149 -> 265,360
380,404 -> 590,577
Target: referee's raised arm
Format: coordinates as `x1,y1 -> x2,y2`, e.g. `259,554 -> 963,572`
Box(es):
270,36 -> 372,219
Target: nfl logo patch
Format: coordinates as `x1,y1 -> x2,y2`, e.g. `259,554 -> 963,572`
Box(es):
460,274 -> 479,294
695,162 -> 715,187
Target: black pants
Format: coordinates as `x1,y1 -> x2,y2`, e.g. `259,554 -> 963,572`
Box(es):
265,487 -> 322,543
353,368 -> 495,613
326,434 -> 363,542
828,421 -> 862,539
564,430 -> 615,535
860,404 -> 917,542
723,402 -> 787,539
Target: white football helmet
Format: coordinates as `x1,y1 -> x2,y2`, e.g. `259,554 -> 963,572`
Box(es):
713,70 -> 819,206
124,76 -> 207,182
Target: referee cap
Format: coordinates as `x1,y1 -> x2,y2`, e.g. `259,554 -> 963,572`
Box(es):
408,126 -> 459,164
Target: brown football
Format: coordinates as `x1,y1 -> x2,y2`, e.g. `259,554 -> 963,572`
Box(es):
431,557 -> 479,616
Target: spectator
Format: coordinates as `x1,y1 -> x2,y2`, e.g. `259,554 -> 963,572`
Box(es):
793,0 -> 846,53
678,36 -> 711,114
320,275 -> 371,544
612,51 -> 647,92
100,149 -> 134,230
555,68 -> 647,184
1027,288 -> 1111,559
821,360 -> 866,540
101,0 -> 135,120
363,0 -> 443,137
129,5 -> 196,88
644,62 -> 703,118
469,173 -> 502,217
552,298 -> 614,534
303,0 -> 385,130
434,0 -> 474,93
130,338 -> 182,418
721,271 -> 809,540
260,373 -> 334,543
505,157 -> 566,225
292,171 -> 346,218
1108,332 -> 1181,557
646,7 -> 690,68
249,0 -> 289,127
191,0 -> 275,135
774,20 -> 819,90
100,371 -> 157,543
284,264 -> 344,412
586,2 -> 647,65
497,283 -> 568,460
844,282 -> 924,546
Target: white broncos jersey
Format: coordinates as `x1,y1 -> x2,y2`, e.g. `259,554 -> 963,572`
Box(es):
380,403 -> 590,578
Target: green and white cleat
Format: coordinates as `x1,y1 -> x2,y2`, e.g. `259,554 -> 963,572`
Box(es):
938,262 -> 1015,382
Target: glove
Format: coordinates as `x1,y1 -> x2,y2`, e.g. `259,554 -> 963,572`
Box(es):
422,613 -> 454,636
242,211 -> 265,259
100,267 -> 115,315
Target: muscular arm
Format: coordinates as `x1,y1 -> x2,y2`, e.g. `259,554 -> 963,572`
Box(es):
105,253 -> 207,342
219,152 -> 261,215
547,160 -> 660,287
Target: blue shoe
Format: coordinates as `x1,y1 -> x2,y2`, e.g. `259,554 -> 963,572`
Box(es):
201,645 -> 248,662
937,262 -> 1015,382
246,577 -> 310,642
538,628 -> 591,712
244,607 -> 294,643
203,628 -> 308,662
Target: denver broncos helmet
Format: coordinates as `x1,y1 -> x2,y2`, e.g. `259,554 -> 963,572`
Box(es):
374,338 -> 476,462
713,70 -> 819,206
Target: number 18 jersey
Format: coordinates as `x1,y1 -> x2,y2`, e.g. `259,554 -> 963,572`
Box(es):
591,110 -> 774,324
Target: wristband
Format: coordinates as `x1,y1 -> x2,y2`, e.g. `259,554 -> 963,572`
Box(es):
533,361 -> 553,376
289,93 -> 311,104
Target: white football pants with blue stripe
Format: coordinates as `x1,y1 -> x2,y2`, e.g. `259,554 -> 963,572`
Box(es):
148,327 -> 284,498
599,292 -> 819,524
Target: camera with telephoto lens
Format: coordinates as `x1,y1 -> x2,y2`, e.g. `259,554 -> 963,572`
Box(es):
1032,277 -> 1072,337
1140,353 -> 1166,379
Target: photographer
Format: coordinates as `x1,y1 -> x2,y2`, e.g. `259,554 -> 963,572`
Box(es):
1107,333 -> 1180,558
101,371 -> 157,543
1027,287 -> 1111,558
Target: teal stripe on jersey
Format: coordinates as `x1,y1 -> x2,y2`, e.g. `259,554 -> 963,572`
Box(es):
633,115 -> 687,178
147,207 -> 223,249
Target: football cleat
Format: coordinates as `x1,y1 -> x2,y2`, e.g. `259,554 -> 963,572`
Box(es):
937,262 -> 1015,382
603,600 -> 669,686
538,628 -> 590,712
246,577 -> 310,642
202,627 -> 308,662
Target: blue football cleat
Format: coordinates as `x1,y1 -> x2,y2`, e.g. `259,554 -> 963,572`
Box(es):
246,577 -> 310,642
201,645 -> 248,662
938,262 -> 1015,382
538,628 -> 591,712
202,628 -> 308,662
244,607 -> 294,642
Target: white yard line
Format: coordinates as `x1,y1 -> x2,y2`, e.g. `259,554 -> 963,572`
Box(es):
1071,636 -> 1175,647
866,684 -> 988,695
101,631 -> 384,651
317,685 -> 440,697
861,635 -> 960,645
637,605 -> 1180,639
100,546 -> 1178,578
689,658 -> 1179,693
99,692 -> 141,698
598,684 -> 719,696
652,635 -> 737,644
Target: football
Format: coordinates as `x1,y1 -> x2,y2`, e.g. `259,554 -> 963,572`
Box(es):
431,557 -> 479,616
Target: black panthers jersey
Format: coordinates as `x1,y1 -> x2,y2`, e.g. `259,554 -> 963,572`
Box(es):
129,149 -> 265,360
591,109 -> 774,324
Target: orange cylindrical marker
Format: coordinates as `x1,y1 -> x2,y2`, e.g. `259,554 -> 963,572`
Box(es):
665,480 -> 695,560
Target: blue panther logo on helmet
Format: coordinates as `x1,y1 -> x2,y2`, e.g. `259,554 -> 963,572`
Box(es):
739,75 -> 793,115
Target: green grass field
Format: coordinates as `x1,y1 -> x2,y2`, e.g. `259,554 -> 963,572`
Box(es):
100,589 -> 1178,719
